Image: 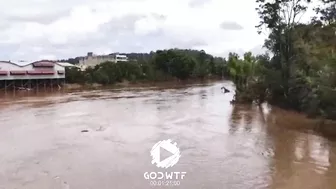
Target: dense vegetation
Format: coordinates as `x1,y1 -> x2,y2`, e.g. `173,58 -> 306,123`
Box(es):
65,49 -> 228,84
227,0 -> 336,119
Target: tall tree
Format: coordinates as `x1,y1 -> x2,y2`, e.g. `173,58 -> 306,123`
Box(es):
255,0 -> 312,98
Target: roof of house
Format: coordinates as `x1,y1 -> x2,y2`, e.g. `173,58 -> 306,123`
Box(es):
0,60 -> 77,68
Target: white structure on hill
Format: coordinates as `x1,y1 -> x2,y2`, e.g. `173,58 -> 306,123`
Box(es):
78,52 -> 129,70
115,54 -> 128,62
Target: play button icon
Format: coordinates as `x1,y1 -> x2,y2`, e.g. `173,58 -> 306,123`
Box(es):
159,146 -> 175,162
151,139 -> 181,168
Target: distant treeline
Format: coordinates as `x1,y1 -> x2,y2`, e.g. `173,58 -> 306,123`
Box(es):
65,49 -> 228,84
57,52 -> 169,65
58,58 -> 80,64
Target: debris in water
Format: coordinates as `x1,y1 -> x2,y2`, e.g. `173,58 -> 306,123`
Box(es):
221,86 -> 230,93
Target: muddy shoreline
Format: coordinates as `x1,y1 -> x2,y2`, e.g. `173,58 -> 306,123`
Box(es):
63,77 -> 226,91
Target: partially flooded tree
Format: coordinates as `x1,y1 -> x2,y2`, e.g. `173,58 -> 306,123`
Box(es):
224,0 -> 336,119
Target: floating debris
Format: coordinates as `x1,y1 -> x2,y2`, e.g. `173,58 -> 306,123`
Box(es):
221,86 -> 230,93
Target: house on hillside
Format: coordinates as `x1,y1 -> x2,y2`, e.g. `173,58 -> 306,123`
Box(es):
78,52 -> 129,70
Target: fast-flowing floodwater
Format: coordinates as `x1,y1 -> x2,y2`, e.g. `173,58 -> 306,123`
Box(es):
0,80 -> 336,189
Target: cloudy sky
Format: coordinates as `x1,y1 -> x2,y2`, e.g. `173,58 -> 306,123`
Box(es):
0,0 -> 314,61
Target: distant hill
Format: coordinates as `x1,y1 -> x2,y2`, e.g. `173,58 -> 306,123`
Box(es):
57,49 -> 226,65
57,58 -> 80,65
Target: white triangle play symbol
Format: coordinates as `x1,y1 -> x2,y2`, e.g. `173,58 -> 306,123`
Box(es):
160,146 -> 174,162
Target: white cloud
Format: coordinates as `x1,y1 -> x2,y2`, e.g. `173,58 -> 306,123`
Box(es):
134,16 -> 161,35
38,54 -> 56,60
0,0 -> 288,61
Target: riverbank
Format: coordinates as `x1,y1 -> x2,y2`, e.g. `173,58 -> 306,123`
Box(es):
260,103 -> 336,137
233,94 -> 336,137
64,77 -> 226,91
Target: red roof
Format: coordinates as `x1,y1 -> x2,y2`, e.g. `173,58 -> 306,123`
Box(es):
10,71 -> 26,75
0,71 -> 7,75
27,70 -> 54,75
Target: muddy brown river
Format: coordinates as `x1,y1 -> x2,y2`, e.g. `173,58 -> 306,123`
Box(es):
0,81 -> 336,189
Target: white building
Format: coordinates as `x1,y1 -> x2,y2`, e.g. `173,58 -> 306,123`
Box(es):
78,52 -> 129,70
115,54 -> 128,62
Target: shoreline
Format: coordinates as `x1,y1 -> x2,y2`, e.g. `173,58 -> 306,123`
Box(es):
0,77 -> 226,98
63,77 -> 226,91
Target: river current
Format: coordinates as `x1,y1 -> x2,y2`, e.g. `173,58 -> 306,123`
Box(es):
0,81 -> 335,189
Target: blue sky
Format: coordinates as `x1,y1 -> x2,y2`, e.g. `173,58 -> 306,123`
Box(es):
0,0 -> 317,61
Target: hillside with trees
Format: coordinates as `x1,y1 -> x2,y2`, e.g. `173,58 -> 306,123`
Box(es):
65,49 -> 228,84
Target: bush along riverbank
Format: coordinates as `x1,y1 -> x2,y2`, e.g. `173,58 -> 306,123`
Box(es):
226,0 -> 336,121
